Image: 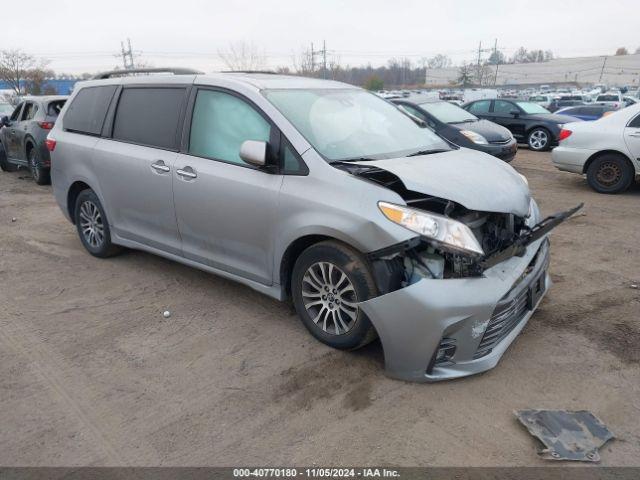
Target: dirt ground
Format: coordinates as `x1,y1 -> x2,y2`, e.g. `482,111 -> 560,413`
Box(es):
0,149 -> 639,467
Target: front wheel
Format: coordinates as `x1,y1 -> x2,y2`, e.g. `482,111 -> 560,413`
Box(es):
527,127 -> 551,151
28,147 -> 50,185
586,154 -> 634,194
74,189 -> 122,258
291,241 -> 378,350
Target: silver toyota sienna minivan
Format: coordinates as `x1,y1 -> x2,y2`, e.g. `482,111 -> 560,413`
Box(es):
48,69 -> 581,382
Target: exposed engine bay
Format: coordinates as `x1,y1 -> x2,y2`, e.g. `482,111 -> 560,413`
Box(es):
334,161 -> 582,293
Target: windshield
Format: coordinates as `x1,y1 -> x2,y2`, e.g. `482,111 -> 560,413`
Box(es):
516,101 -> 550,114
418,101 -> 477,123
529,96 -> 548,102
263,88 -> 450,161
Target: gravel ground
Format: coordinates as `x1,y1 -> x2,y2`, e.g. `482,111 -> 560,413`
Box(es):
0,149 -> 639,466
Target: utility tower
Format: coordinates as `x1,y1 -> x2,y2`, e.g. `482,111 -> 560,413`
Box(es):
310,41 -> 328,78
120,39 -> 135,70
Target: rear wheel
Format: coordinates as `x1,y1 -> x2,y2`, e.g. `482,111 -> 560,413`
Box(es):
586,154 -> 634,194
74,189 -> 122,258
0,141 -> 17,172
28,146 -> 50,185
527,127 -> 551,151
291,241 -> 378,350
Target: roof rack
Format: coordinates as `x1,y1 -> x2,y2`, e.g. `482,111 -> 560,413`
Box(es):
92,67 -> 204,80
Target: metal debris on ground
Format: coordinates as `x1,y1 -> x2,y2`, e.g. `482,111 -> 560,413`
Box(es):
631,284 -> 638,289
163,310 -> 171,318
515,409 -> 614,462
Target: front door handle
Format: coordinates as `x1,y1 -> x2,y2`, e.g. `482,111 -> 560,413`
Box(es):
151,160 -> 170,173
176,167 -> 197,179
628,131 -> 640,137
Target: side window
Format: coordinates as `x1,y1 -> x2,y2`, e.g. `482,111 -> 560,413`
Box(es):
468,100 -> 491,114
64,85 -> 117,135
280,136 -> 308,175
189,90 -> 271,165
494,100 -> 515,114
628,114 -> 640,128
21,103 -> 38,121
112,87 -> 186,150
10,103 -> 23,121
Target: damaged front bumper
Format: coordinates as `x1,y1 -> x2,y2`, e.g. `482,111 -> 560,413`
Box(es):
359,237 -> 551,382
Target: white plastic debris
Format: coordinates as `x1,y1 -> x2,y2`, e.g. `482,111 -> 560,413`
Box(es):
631,284 -> 639,289
163,310 -> 171,318
11,217 -> 17,222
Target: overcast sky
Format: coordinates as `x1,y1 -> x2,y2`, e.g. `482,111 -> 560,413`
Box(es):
4,0 -> 639,74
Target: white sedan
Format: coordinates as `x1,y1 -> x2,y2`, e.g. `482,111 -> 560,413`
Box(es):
552,103 -> 640,193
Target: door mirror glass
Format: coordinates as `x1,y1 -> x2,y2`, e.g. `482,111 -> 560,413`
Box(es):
0,115 -> 9,127
510,109 -> 520,117
240,140 -> 267,167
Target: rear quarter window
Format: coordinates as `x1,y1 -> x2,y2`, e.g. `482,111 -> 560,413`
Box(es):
112,87 -> 186,150
64,86 -> 117,135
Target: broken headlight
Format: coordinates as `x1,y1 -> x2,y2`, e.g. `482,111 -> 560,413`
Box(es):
378,202 -> 484,256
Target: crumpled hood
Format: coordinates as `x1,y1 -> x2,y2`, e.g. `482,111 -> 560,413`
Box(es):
354,149 -> 531,217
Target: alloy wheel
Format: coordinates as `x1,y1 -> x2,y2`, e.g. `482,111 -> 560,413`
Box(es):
529,130 -> 548,150
79,200 -> 105,248
301,262 -> 359,335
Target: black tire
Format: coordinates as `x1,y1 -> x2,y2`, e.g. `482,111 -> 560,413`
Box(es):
0,141 -> 17,172
291,240 -> 378,350
74,189 -> 122,258
527,127 -> 551,151
586,154 -> 634,194
28,146 -> 50,185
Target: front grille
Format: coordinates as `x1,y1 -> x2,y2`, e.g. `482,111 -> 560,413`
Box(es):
473,288 -> 529,359
489,139 -> 511,145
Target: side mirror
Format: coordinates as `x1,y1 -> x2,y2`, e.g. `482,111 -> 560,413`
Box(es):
510,110 -> 520,117
239,140 -> 267,167
0,116 -> 9,127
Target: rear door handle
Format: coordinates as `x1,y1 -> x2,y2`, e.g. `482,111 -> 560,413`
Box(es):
151,161 -> 170,173
176,167 -> 197,179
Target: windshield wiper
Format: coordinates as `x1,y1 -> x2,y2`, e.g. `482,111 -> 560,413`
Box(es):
331,157 -> 378,163
448,119 -> 476,124
406,148 -> 450,157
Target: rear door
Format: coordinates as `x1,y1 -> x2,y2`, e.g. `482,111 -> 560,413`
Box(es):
491,100 -> 526,140
466,100 -> 492,120
623,113 -> 640,163
173,87 -> 283,284
92,86 -> 189,255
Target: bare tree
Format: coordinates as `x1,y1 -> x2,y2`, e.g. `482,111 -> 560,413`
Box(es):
218,41 -> 266,71
427,54 -> 452,69
0,49 -> 48,94
24,67 -> 55,95
292,46 -> 315,75
615,47 -> 629,56
457,62 -> 474,87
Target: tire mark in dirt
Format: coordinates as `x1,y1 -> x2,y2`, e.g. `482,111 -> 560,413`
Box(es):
0,321 -> 133,465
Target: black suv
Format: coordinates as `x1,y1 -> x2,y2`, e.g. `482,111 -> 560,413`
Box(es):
463,99 -> 580,151
0,95 -> 68,184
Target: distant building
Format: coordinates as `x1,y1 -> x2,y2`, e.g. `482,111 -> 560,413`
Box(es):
425,53 -> 640,88
0,78 -> 78,95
